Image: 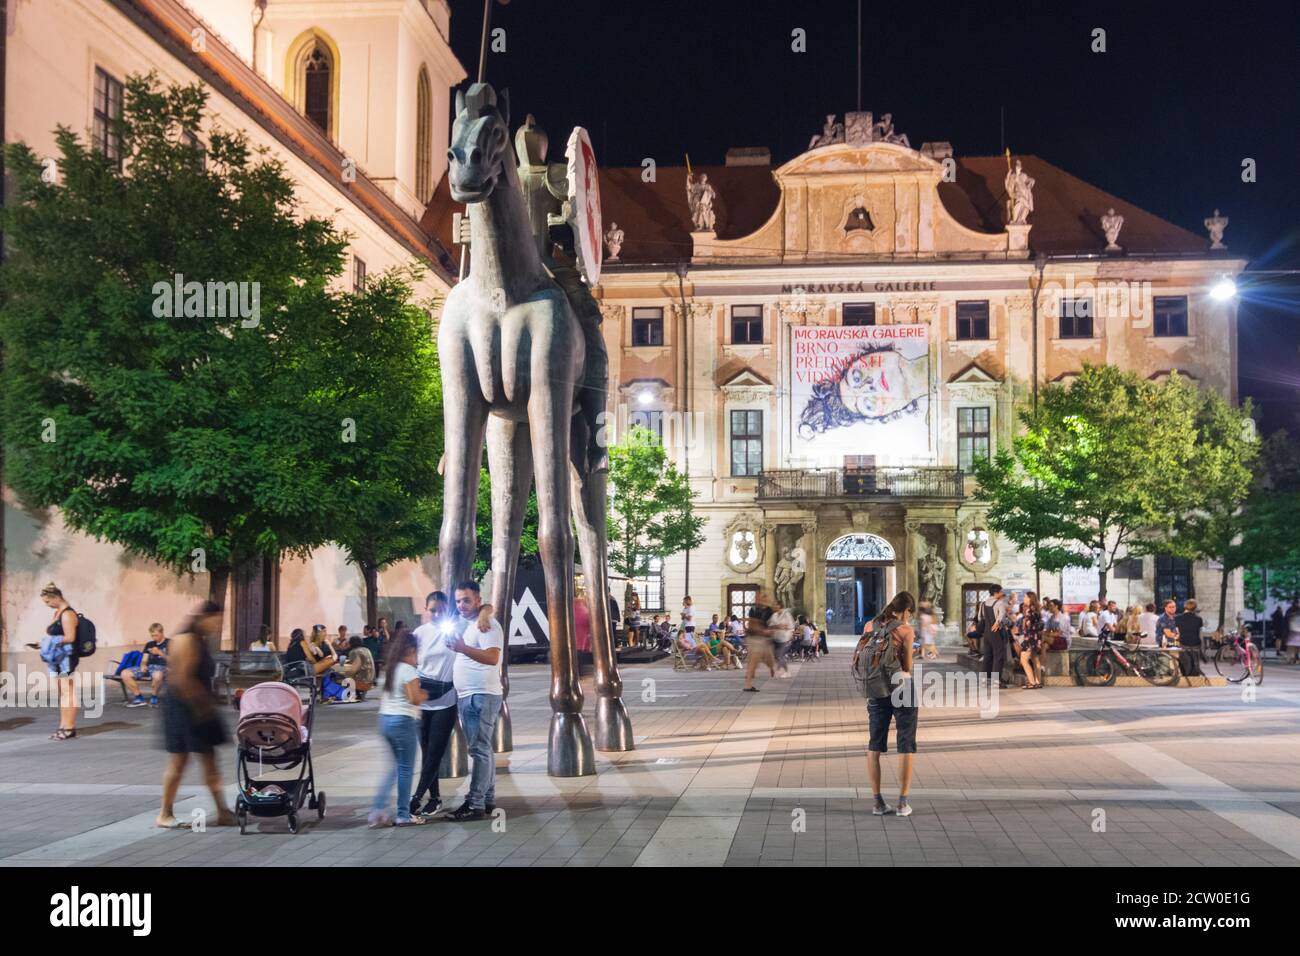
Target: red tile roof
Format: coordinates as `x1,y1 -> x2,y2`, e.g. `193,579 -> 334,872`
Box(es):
419,153 -> 1211,268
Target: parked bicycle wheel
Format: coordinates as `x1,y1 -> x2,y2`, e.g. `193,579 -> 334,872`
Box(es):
1135,649 -> 1180,686
1074,650 -> 1117,686
1217,641 -> 1263,684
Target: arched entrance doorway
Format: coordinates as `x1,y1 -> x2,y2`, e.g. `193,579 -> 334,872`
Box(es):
824,533 -> 896,635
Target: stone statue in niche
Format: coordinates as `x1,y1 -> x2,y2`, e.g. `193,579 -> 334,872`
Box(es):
919,543 -> 946,606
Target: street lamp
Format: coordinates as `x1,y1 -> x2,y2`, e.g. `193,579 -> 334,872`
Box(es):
1210,276 -> 1238,301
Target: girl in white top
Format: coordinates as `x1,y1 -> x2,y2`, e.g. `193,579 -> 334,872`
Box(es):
369,632 -> 428,828
680,596 -> 697,635
1080,600 -> 1101,638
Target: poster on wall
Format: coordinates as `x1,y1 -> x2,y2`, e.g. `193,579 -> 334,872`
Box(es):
789,324 -> 931,465
1060,560 -> 1102,613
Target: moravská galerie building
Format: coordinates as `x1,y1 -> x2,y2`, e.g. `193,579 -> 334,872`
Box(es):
425,114 -> 1247,640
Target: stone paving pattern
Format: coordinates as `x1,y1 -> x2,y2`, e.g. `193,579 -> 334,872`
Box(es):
2,647 -> 1299,867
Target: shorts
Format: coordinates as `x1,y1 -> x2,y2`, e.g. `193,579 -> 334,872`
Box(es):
48,655 -> 78,677
746,636 -> 775,667
133,665 -> 166,680
867,695 -> 917,754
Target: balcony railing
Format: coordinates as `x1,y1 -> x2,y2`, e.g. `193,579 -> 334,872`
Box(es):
756,467 -> 966,501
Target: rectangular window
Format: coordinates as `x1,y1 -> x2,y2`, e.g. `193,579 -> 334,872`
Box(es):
1060,297 -> 1093,338
842,302 -> 876,326
631,307 -> 664,346
633,557 -> 664,613
628,409 -> 663,442
730,409 -> 763,476
957,407 -> 991,472
1155,555 -> 1194,607
731,304 -> 763,344
728,585 -> 758,622
956,301 -> 989,340
1153,296 -> 1189,337
93,67 -> 124,165
1113,557 -> 1144,580
353,257 -> 367,292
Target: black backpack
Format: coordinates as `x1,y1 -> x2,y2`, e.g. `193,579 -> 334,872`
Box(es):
71,612 -> 98,658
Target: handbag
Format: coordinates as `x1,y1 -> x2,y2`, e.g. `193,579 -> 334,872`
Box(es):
1044,629 -> 1067,651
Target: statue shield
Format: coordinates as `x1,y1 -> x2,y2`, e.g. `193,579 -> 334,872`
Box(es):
565,126 -> 602,286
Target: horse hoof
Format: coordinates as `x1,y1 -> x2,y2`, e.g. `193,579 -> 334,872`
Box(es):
493,702 -> 513,754
547,712 -> 596,777
594,696 -> 635,752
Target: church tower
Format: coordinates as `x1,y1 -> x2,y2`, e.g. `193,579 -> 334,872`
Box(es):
184,0 -> 466,220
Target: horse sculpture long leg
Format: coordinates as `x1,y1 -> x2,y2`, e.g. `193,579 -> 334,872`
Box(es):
486,415 -> 533,753
530,384 -> 595,776
570,420 -> 634,752
438,364 -> 490,595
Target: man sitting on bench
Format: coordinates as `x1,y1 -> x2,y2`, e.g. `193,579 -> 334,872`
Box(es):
124,623 -> 169,708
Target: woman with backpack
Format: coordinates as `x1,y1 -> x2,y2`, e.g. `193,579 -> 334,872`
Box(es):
853,591 -> 918,817
38,583 -> 83,741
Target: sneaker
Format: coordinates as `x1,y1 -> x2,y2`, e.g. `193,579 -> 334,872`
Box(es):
394,814 -> 430,827
127,696 -> 147,708
484,802 -> 496,815
872,796 -> 892,816
445,803 -> 485,822
894,799 -> 913,817
420,797 -> 443,817
409,796 -> 422,818
149,697 -> 158,707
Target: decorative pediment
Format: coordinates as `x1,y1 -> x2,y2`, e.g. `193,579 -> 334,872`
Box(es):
778,142 -> 941,177
720,369 -> 773,404
948,361 -> 1002,386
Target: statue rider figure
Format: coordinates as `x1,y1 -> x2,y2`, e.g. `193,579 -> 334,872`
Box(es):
514,114 -> 609,472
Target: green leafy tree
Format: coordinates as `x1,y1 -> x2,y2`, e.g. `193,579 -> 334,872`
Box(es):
0,74 -> 349,619
1239,432 -> 1300,613
606,427 -> 705,586
306,268 -> 444,626
975,364 -> 1201,601
1166,391 -> 1259,628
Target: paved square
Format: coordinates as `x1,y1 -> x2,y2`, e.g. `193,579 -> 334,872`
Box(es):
2,649 -> 1298,867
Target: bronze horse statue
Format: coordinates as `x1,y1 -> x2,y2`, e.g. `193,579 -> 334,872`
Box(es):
439,82 -> 633,775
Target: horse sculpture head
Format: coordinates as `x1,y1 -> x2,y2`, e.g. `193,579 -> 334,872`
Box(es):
448,83 -> 511,204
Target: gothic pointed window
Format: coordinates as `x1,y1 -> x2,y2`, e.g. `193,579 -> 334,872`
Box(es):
303,44 -> 332,134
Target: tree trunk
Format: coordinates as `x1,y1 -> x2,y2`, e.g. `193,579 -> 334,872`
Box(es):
208,566 -> 231,662
1097,565 -> 1108,604
363,561 -> 379,628
1218,565 -> 1230,631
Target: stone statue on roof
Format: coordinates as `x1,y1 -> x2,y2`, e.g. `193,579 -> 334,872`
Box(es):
1205,208 -> 1228,250
808,113 -> 844,150
874,112 -> 910,147
604,221 -> 624,260
686,172 -> 717,232
1005,159 -> 1035,226
1101,207 -> 1124,251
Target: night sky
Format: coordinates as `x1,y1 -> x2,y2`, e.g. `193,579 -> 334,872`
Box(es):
448,0 -> 1300,433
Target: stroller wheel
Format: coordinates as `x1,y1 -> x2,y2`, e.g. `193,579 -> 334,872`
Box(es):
316,792 -> 327,820
237,806 -> 247,835
287,812 -> 299,834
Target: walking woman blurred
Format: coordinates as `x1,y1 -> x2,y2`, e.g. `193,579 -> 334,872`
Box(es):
157,601 -> 234,828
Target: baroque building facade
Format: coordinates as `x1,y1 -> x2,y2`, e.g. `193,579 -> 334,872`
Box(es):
592,127 -> 1246,637
2,0 -> 465,658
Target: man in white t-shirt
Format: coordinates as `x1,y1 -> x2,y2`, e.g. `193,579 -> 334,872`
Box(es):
410,591 -> 456,817
445,580 -> 504,822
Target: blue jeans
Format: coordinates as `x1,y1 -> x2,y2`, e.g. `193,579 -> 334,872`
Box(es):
458,693 -> 502,810
372,713 -> 420,821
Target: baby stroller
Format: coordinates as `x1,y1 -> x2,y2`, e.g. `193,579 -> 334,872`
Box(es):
234,677 -> 325,834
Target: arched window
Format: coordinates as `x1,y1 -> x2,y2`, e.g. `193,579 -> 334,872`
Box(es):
303,44 -> 332,133
287,30 -> 339,140
415,66 -> 432,202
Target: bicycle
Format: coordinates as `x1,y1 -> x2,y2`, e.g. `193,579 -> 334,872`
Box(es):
1214,625 -> 1263,684
1073,634 -> 1179,687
